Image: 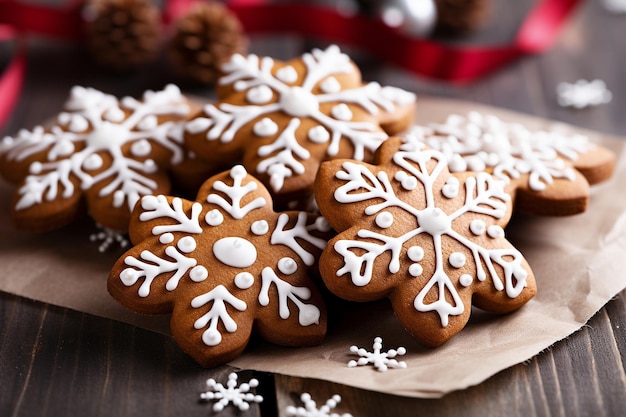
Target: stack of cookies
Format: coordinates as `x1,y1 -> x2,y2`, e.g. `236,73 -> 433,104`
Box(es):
0,45 -> 615,368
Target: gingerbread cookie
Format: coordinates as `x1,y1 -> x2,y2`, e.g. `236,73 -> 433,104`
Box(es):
314,137 -> 536,347
0,84 -> 195,232
108,165 -> 330,367
184,44 -> 416,201
407,111 -> 616,216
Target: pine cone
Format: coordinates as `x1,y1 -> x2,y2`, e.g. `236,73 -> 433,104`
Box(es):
434,0 -> 490,36
168,1 -> 248,84
83,0 -> 162,71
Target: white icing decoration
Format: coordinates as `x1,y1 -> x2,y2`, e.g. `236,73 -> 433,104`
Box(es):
190,265 -> 208,282
130,139 -> 152,157
394,171 -> 418,191
259,267 -> 320,326
375,211 -> 394,229
331,103 -> 352,121
405,111 -> 596,192
277,257 -> 298,275
320,77 -> 341,94
205,209 -> 224,226
487,225 -> 505,239
331,148 -> 529,327
213,237 -> 257,268
271,212 -> 327,266
234,272 -> 255,289
193,45 -> 415,192
3,84 -> 190,212
139,195 -> 203,235
251,220 -> 269,235
449,252 -> 466,268
442,177 -> 460,199
177,236 -> 197,253
469,219 -> 486,236
246,85 -> 274,104
276,66 -> 298,83
160,233 -> 174,244
207,165 -> 266,219
459,274 -> 473,287
192,285 -> 247,346
253,117 -> 279,137
307,125 -> 330,144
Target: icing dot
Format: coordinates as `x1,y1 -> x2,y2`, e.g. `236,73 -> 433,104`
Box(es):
185,117 -> 212,134
331,103 -> 352,121
253,117 -> 279,137
307,125 -> 330,144
409,264 -> 423,277
159,233 -> 175,244
130,139 -> 152,157
246,85 -> 273,104
299,304 -> 321,326
55,140 -> 75,157
276,66 -> 298,83
205,209 -> 224,226
234,272 -> 255,289
442,177 -> 460,199
57,112 -> 71,125
449,155 -> 468,172
487,225 -> 505,239
202,329 -> 222,346
190,265 -> 208,282
375,211 -> 394,229
469,219 -> 486,236
320,77 -> 341,93
213,237 -> 257,268
104,107 -> 126,123
315,216 -> 332,232
69,116 -> 89,132
449,252 -> 466,268
278,257 -> 298,275
280,87 -> 319,117
120,268 -> 138,286
459,274 -> 473,287
143,159 -> 157,173
177,236 -> 197,253
407,246 -> 424,262
251,220 -> 269,235
30,161 -> 43,174
138,115 -> 158,130
394,171 -> 418,190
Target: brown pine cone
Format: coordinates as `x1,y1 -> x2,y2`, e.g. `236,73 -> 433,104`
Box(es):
82,0 -> 162,71
434,0 -> 490,36
168,1 -> 248,85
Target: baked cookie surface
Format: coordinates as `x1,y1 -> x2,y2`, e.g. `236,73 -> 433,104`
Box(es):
184,44 -> 416,201
408,111 -> 616,216
0,84 -> 192,231
315,137 -> 536,347
108,165 -> 330,367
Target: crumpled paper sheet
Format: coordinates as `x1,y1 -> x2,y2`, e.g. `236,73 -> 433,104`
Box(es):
1,98 -> 625,398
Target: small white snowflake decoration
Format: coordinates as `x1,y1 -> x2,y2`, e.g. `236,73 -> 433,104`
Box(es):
347,337 -> 407,372
286,393 -> 353,417
89,223 -> 129,252
556,79 -> 612,109
200,372 -> 263,413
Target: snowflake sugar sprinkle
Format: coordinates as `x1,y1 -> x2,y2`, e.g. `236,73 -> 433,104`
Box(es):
557,79 -> 612,109
89,223 -> 129,252
200,372 -> 263,413
286,393 -> 353,417
347,337 -> 407,372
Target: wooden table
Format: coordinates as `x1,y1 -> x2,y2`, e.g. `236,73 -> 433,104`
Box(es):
1,1 -> 625,415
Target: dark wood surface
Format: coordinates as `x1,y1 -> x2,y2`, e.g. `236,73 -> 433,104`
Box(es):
1,1 -> 626,416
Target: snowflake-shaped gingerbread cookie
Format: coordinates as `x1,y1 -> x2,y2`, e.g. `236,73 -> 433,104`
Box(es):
315,137 -> 536,347
184,44 -> 416,201
409,111 -> 615,216
0,84 -> 193,232
108,165 -> 330,367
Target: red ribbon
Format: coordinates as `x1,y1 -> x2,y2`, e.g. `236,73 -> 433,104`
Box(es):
0,0 -> 583,132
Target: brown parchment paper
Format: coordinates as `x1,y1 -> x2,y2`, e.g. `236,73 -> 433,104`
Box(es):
1,98 -> 625,398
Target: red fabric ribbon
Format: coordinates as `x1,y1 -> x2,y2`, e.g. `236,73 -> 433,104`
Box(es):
0,0 -> 584,132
